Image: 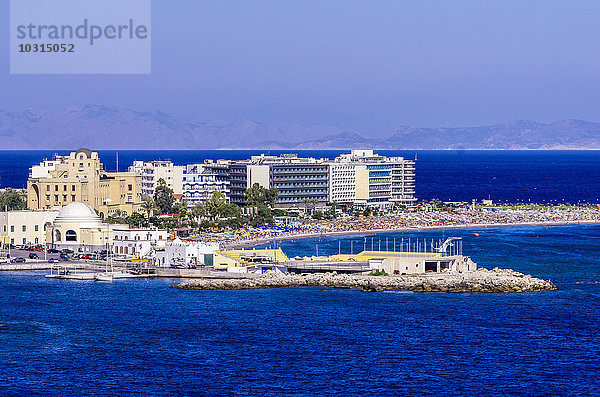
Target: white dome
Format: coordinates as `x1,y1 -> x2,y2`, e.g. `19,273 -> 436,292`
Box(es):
54,202 -> 101,225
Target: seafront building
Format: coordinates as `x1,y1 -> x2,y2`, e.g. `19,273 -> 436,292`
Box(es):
246,154 -> 330,210
0,209 -> 59,246
27,148 -> 144,219
49,202 -> 126,252
330,150 -> 416,209
128,160 -> 184,198
170,150 -> 416,210
112,228 -> 168,257
182,162 -> 231,205
156,238 -> 219,267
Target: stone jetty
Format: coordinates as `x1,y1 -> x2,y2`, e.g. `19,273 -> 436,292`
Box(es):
175,267 -> 556,293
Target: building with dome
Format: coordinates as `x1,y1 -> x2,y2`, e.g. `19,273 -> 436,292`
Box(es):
27,148 -> 143,219
48,202 -> 128,252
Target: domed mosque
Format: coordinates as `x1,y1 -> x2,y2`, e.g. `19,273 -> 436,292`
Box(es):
49,202 -> 127,252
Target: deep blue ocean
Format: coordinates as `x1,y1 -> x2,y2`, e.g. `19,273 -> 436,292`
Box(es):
2,224 -> 600,395
1,150 -> 600,203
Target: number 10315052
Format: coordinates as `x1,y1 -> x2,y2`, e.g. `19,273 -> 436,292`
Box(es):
18,43 -> 74,53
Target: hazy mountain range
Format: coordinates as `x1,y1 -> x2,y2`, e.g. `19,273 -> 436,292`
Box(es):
1,105 -> 599,150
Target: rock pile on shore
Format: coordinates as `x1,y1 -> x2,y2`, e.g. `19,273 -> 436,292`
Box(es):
175,268 -> 556,293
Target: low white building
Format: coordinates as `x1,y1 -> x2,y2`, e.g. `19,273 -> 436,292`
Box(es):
0,209 -> 59,247
156,238 -> 219,267
112,228 -> 168,258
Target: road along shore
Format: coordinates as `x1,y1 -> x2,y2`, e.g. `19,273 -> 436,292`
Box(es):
174,267 -> 556,293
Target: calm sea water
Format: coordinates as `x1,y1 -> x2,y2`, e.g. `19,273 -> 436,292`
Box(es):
1,224 -> 600,395
1,150 -> 600,203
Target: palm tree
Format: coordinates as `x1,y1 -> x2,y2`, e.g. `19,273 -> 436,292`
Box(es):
142,198 -> 155,219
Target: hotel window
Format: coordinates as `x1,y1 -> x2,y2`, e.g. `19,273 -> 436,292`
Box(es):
55,185 -> 58,191
72,195 -> 76,201
55,195 -> 58,201
46,195 -> 50,201
46,185 -> 50,191
63,185 -> 67,191
128,184 -> 132,191
63,195 -> 67,202
11,226 -> 14,232
35,225 -> 39,232
72,185 -> 76,191
22,238 -> 26,244
22,225 -> 26,232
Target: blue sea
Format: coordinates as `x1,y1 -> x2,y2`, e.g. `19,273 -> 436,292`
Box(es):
2,224 -> 600,395
1,150 -> 600,203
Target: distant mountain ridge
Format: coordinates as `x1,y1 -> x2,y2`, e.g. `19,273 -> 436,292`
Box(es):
0,105 -> 599,150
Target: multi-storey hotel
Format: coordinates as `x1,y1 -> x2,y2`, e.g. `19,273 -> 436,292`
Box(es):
182,162 -> 231,205
175,151 -> 415,210
111,150 -> 415,211
330,150 -> 416,209
128,160 -> 184,199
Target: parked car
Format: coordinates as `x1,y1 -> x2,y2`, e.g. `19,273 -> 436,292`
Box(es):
59,253 -> 70,260
47,248 -> 59,254
28,253 -> 39,259
48,258 -> 59,263
61,249 -> 74,254
11,257 -> 26,263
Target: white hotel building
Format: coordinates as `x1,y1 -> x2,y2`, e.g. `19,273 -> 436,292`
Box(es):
128,160 -> 184,199
182,162 -> 231,205
328,150 -> 416,209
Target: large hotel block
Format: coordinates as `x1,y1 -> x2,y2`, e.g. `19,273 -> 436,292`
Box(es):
177,150 -> 416,210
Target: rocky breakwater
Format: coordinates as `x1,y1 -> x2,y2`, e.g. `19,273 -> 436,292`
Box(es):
175,267 -> 556,293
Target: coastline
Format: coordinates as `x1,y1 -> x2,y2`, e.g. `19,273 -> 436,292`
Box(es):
224,219 -> 600,250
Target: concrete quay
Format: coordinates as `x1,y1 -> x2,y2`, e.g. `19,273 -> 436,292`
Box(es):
174,268 -> 557,293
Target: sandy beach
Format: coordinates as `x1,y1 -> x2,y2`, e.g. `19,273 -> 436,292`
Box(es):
224,218 -> 600,250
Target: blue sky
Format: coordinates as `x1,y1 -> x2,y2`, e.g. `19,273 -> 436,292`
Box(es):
2,0 -> 600,135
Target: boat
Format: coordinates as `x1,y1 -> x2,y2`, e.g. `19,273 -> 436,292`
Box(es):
94,273 -> 113,282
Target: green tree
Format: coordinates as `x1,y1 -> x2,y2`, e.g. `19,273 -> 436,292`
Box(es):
153,178 -> 174,214
126,212 -> 146,228
0,188 -> 27,211
197,191 -> 242,229
142,198 -> 155,219
245,183 -> 278,207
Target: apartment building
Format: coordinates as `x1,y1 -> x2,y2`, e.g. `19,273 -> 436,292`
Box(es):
128,160 -> 184,198
329,150 -> 416,209
182,161 -> 231,206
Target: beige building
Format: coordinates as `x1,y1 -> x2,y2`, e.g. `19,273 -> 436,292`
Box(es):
27,148 -> 143,219
49,202 -> 128,253
0,209 -> 59,246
